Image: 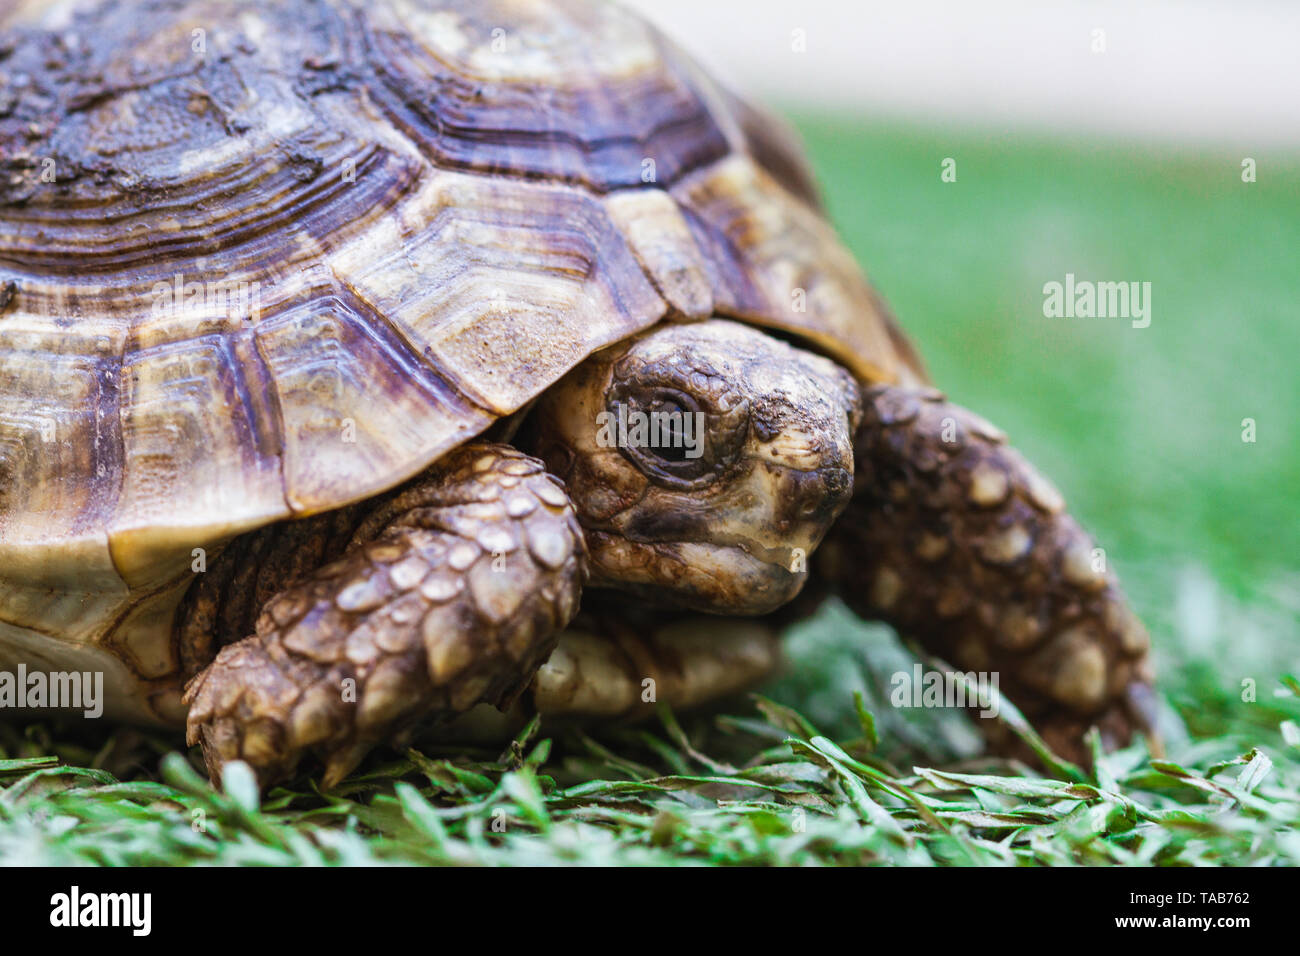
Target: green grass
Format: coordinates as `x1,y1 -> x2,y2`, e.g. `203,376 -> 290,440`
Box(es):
2,116 -> 1297,866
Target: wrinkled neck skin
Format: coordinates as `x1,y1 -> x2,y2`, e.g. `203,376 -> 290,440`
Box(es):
529,319 -> 861,617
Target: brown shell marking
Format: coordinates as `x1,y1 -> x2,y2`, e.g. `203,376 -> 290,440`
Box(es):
357,0 -> 735,192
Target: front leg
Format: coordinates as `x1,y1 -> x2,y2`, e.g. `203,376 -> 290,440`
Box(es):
530,604 -> 782,721
183,444 -> 586,787
824,386 -> 1157,764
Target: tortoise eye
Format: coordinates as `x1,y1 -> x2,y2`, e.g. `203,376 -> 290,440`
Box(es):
605,382 -> 748,489
646,396 -> 692,463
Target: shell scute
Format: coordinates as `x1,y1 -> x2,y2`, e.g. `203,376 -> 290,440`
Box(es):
254,289 -> 493,516
358,0 -> 734,192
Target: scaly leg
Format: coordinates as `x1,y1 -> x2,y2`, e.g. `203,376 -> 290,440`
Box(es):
401,605 -> 781,744
823,386 -> 1157,764
182,444 -> 586,787
529,605 -> 781,721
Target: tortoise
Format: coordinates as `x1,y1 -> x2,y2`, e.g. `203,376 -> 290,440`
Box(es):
0,0 -> 1156,787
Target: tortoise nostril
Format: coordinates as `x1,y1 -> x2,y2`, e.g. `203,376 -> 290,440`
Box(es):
784,464 -> 852,526
824,465 -> 852,502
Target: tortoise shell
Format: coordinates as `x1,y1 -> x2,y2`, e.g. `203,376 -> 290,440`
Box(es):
0,0 -> 923,722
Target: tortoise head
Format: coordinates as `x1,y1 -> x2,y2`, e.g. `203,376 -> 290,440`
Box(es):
533,319 -> 861,615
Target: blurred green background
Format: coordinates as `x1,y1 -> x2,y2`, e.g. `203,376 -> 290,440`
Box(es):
774,114 -> 1299,749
